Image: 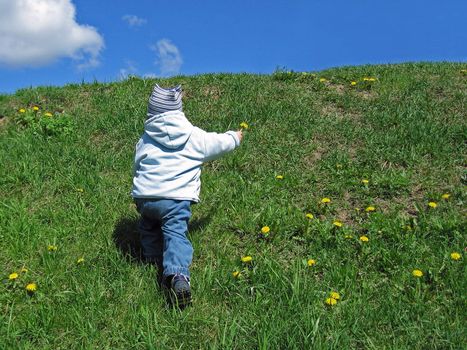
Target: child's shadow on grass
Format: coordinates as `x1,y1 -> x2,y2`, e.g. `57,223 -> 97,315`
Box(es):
112,216 -> 144,264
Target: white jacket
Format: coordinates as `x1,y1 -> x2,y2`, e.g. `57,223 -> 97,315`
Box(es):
131,110 -> 240,202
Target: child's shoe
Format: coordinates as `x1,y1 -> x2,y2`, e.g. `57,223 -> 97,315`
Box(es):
165,274 -> 192,309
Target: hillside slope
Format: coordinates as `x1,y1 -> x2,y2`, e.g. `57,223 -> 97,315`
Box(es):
1,63 -> 466,349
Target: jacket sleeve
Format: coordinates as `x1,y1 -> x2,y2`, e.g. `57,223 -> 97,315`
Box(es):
133,139 -> 143,177
202,130 -> 240,162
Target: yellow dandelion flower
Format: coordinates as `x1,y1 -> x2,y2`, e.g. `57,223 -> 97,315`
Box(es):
241,256 -> 252,263
275,175 -> 284,180
76,188 -> 84,193
47,245 -> 57,252
359,235 -> 369,242
450,252 -> 461,261
232,271 -> 241,278
363,77 -> 376,82
307,259 -> 316,267
330,291 -> 340,300
441,193 -> 450,200
77,257 -> 85,264
261,226 -> 270,234
33,106 -> 39,111
239,122 -> 249,129
361,179 -> 369,184
333,221 -> 343,228
19,108 -> 26,113
305,213 -> 314,219
25,283 -> 37,292
412,269 -> 423,277
428,201 -> 437,208
344,234 -> 353,239
325,297 -> 337,306
9,272 -> 19,280
321,197 -> 331,204
319,78 -> 327,83
350,81 -> 357,86
44,112 -> 53,117
365,206 -> 376,212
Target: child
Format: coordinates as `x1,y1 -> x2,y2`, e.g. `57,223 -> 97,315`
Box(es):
132,84 -> 242,307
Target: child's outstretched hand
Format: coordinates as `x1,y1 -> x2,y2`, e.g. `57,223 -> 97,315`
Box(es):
237,130 -> 243,142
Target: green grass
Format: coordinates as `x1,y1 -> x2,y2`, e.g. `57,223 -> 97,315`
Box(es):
1,62 -> 466,349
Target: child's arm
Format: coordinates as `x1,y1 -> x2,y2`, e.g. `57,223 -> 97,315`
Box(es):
202,129 -> 242,162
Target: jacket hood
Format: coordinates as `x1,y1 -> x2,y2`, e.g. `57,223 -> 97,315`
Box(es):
144,110 -> 194,149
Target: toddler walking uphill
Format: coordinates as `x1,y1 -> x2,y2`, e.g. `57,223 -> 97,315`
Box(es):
132,84 -> 242,308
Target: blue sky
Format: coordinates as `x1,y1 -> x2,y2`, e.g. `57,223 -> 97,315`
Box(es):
0,0 -> 466,94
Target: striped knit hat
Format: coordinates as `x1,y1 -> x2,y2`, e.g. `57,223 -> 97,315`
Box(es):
148,84 -> 183,116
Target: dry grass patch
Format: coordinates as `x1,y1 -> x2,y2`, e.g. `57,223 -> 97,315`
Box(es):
202,86 -> 222,99
328,83 -> 346,95
354,89 -> 377,100
302,146 -> 326,168
0,115 -> 8,129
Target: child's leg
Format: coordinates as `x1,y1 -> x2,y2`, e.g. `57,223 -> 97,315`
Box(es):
158,200 -> 193,279
135,199 -> 193,278
135,200 -> 163,264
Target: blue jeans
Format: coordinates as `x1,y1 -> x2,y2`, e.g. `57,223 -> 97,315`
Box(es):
135,199 -> 192,278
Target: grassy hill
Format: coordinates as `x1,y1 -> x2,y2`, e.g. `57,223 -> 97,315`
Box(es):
1,62 -> 466,349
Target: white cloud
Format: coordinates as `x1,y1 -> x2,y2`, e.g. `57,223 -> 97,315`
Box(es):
122,15 -> 147,28
151,39 -> 183,76
0,0 -> 104,68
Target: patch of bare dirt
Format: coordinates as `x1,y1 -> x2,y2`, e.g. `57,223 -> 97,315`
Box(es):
321,104 -> 339,115
347,142 -> 361,160
303,131 -> 363,169
0,115 -> 7,128
370,181 -> 426,218
355,90 -> 377,100
303,146 -> 325,167
328,83 -> 346,95
90,132 -> 107,146
202,86 -> 222,99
